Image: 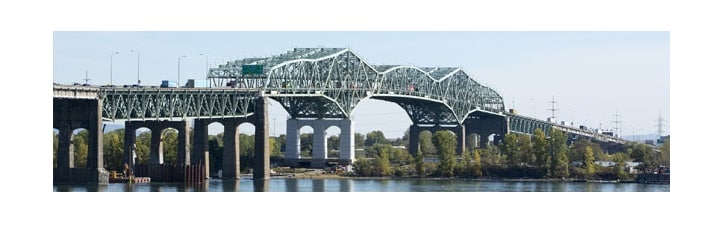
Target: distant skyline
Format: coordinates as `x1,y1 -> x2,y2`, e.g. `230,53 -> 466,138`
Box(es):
53,31 -> 669,138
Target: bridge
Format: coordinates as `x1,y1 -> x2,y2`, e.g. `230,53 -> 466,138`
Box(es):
53,47 -> 628,184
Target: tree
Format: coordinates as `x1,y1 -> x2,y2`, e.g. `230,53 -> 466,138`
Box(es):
611,152 -> 629,179
414,148 -> 425,177
517,135 -> 535,167
300,133 -> 313,157
433,130 -> 457,177
72,130 -> 89,168
471,149 -> 483,177
327,135 -> 340,151
354,133 -> 365,149
161,128 -> 178,164
238,133 -> 255,171
419,131 -> 435,156
374,144 -> 392,176
532,128 -> 550,172
365,130 -> 387,147
103,129 -> 125,171
549,128 -> 569,178
208,135 -> 224,172
135,131 -> 151,164
501,133 -> 519,167
584,146 -> 595,177
660,136 -> 670,167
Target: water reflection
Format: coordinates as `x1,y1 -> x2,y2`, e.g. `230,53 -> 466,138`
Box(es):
312,179 -> 325,192
54,178 -> 669,192
253,179 -> 269,192
222,179 -> 239,192
285,179 -> 298,192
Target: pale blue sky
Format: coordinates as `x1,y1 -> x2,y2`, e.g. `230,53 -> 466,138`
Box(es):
53,31 -> 669,138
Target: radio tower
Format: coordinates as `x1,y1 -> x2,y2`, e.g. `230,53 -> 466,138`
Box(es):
613,111 -> 621,137
549,96 -> 558,122
656,111 -> 667,137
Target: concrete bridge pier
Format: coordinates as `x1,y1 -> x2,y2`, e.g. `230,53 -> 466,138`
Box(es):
53,98 -> 108,184
124,120 -> 190,167
192,119 -> 210,179
285,118 -> 355,168
253,96 -> 270,180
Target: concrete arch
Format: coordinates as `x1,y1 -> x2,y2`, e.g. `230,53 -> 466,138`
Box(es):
285,118 -> 355,167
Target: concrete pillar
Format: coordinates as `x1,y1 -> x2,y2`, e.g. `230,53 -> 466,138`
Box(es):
193,119 -> 210,178
177,120 -> 190,166
312,120 -> 327,167
253,96 -> 271,180
150,127 -> 163,165
123,124 -> 136,170
408,124 -> 420,155
87,100 -> 103,170
456,125 -> 466,155
285,118 -> 300,161
339,119 -> 355,165
57,126 -> 73,169
222,121 -> 240,179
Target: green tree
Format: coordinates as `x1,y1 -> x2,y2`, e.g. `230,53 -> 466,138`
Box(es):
327,135 -> 340,151
549,128 -> 569,178
660,136 -> 670,167
517,135 -> 535,167
135,131 -> 151,164
238,133 -> 255,171
501,133 -> 520,167
532,128 -> 550,172
480,145 -> 501,166
584,146 -> 595,177
353,159 -> 374,177
300,133 -> 313,157
433,130 -> 457,177
72,130 -> 89,168
354,133 -> 365,149
208,135 -> 224,172
161,128 -> 178,164
103,129 -> 125,171
365,130 -> 387,147
471,149 -> 483,177
374,145 -> 392,176
419,131 -> 435,156
611,152 -> 630,179
414,148 -> 425,177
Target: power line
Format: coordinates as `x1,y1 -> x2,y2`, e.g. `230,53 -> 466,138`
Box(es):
548,96 -> 558,122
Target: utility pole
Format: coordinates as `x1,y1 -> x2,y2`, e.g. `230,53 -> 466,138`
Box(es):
548,96 -> 558,122
83,70 -> 90,85
656,110 -> 668,137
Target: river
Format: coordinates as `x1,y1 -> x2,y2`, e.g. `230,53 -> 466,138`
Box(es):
53,177 -> 669,192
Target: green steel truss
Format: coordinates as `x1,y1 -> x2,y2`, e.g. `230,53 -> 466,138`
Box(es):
210,48 -> 506,124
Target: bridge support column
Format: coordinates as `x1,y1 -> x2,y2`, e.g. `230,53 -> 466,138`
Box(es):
53,98 -> 108,184
193,119 -> 210,179
408,124 -> 420,156
150,126 -> 164,165
57,125 -> 74,169
222,120 -> 240,179
123,123 -> 136,173
456,125 -> 466,155
177,120 -> 190,166
339,119 -> 355,165
253,96 -> 271,180
285,119 -> 301,163
312,120 -> 328,168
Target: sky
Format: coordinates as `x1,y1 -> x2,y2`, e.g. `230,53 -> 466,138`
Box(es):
54,31 -> 670,139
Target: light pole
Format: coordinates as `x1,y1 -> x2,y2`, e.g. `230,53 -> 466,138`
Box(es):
110,51 -> 119,85
131,50 -> 140,85
177,55 -> 186,88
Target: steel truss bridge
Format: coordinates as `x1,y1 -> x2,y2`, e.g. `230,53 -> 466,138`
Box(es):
53,47 -> 628,183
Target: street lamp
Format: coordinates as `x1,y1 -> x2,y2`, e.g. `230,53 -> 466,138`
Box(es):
131,50 -> 140,85
177,55 -> 186,88
110,51 -> 119,85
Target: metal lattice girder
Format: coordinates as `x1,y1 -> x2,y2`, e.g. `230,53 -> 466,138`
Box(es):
508,114 -> 552,135
99,88 -> 258,121
211,48 -> 506,124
